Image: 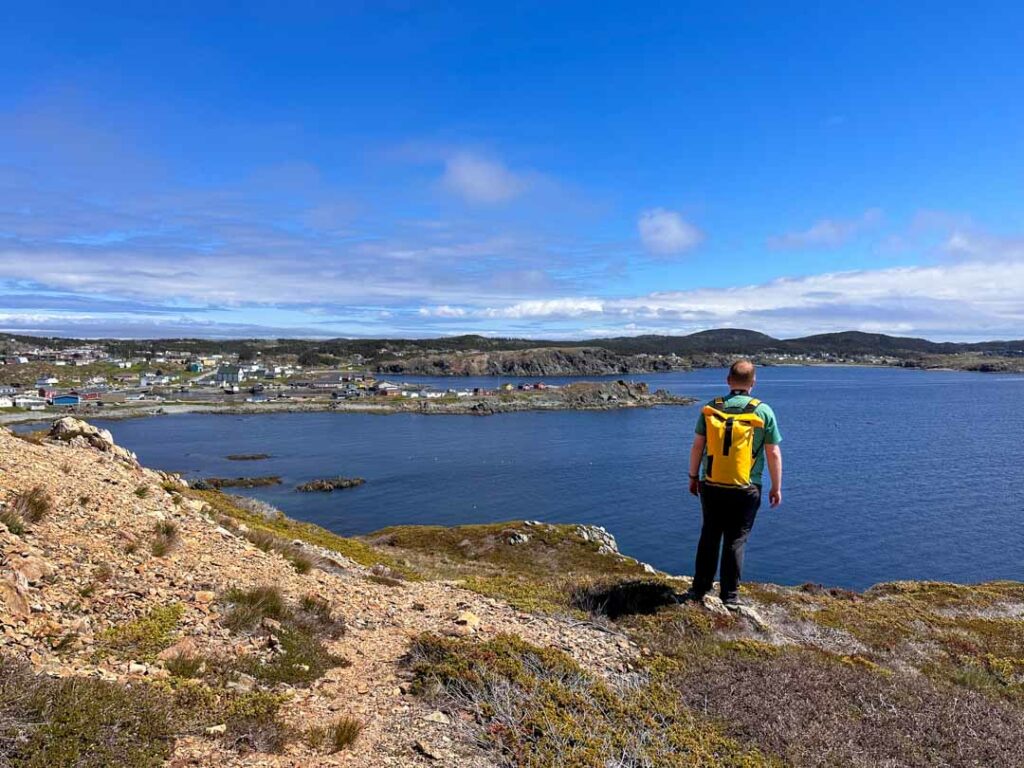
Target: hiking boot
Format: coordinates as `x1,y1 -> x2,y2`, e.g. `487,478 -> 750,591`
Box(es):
722,597 -> 742,611
678,589 -> 707,604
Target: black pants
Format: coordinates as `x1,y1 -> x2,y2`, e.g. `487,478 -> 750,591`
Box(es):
692,483 -> 761,602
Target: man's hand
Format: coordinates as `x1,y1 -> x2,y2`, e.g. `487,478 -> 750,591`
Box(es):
769,487 -> 782,508
689,478 -> 700,497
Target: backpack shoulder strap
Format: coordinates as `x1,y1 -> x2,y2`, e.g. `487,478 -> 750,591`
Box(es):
743,398 -> 761,413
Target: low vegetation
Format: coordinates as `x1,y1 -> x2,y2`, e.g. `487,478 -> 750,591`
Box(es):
0,506 -> 26,535
220,585 -> 348,686
367,521 -> 659,612
12,486 -> 53,523
0,655 -> 173,768
150,520 -> 179,557
188,487 -> 417,577
305,716 -> 364,753
96,603 -> 184,662
409,632 -> 773,768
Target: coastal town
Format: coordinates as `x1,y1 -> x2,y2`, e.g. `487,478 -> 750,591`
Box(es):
0,340 -> 695,421
1,329 -> 1021,420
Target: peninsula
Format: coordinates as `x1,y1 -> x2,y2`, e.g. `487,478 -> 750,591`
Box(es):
1,419 -> 1021,766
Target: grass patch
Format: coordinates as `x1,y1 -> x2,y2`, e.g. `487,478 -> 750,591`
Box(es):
222,585 -> 287,633
134,485 -> 150,499
164,652 -> 207,680
96,603 -> 183,662
306,716 -> 363,753
220,586 -> 347,686
0,506 -> 25,535
368,521 -> 651,612
12,486 -> 53,523
150,520 -> 179,557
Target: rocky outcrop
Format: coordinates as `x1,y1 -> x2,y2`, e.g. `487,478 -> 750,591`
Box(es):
376,347 -> 682,376
48,416 -> 138,465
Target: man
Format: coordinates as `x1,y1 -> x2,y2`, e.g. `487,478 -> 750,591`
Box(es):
686,359 -> 782,608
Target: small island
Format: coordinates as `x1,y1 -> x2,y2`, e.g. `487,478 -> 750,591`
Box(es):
225,453 -> 271,461
192,476 -> 282,489
296,476 -> 366,492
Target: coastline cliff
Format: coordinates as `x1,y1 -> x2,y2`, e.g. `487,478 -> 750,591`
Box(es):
1,420 -> 1022,767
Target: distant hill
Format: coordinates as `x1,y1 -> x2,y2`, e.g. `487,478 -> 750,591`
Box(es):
3,328 -> 1023,363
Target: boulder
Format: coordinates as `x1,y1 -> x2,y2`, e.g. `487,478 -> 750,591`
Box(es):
11,555 -> 52,585
48,417 -> 138,465
0,573 -> 30,620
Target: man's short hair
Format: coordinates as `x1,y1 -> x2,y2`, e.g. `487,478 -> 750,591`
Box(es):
728,359 -> 756,388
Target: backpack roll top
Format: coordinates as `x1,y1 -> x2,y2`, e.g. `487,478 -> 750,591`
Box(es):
701,398 -> 764,488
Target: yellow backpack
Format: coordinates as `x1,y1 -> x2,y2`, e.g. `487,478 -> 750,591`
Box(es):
702,396 -> 765,487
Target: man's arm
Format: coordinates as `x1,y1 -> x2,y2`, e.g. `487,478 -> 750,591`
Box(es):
688,434 -> 706,496
765,443 -> 783,507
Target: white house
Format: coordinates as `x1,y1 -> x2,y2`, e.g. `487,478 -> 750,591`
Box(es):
0,396 -> 12,408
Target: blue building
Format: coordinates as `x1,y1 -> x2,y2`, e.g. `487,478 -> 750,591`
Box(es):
51,394 -> 81,407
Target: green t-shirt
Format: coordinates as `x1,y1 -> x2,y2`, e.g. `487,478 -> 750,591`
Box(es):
694,391 -> 782,486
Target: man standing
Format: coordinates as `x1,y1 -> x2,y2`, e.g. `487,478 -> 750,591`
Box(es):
686,359 -> 782,608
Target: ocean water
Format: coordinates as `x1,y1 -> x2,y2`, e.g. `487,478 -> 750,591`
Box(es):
73,366 -> 1024,590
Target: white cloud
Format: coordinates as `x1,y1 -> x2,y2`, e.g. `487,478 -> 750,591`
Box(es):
482,299 -> 604,319
413,258 -> 1024,340
418,305 -> 467,318
943,230 -> 1024,261
768,208 -> 882,250
637,208 -> 703,255
441,152 -> 527,204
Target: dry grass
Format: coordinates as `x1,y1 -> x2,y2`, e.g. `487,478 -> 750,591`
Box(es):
0,507 -> 25,535
150,520 -> 179,557
12,485 -> 53,523
306,716 -> 363,753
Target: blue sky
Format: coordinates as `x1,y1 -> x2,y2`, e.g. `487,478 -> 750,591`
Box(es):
2,2 -> 1022,340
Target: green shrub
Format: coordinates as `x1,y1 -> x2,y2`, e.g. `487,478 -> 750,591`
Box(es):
223,691 -> 291,753
134,485 -> 150,499
96,604 -> 183,661
0,655 -> 173,768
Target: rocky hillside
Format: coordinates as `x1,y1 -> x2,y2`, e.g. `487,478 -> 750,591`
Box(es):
2,420 -> 1023,767
375,347 -> 682,376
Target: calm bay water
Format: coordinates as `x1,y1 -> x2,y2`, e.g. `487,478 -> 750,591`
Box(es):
77,366 -> 1023,589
